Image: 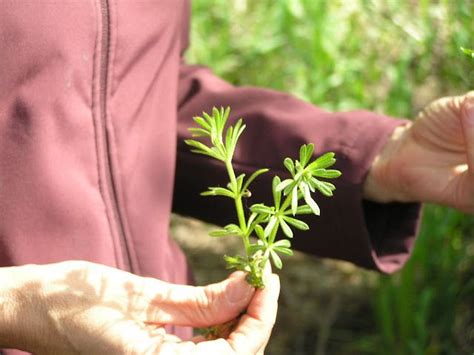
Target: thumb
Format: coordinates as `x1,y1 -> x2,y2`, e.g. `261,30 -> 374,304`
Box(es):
146,271 -> 255,327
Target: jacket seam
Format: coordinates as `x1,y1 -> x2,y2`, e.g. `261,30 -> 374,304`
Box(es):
108,0 -> 140,275
91,0 -> 120,268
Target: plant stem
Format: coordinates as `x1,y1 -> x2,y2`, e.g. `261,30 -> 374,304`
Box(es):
279,191 -> 294,215
225,159 -> 250,253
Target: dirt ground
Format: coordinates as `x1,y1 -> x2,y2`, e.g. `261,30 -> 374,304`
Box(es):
171,214 -> 379,355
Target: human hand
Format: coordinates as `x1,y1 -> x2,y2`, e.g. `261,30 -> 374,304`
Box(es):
364,91 -> 474,214
1,260 -> 280,354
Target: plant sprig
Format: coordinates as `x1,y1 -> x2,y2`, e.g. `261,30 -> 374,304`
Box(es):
185,107 -> 341,288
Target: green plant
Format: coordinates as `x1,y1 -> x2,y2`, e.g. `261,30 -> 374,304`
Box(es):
461,46 -> 474,58
185,107 -> 341,287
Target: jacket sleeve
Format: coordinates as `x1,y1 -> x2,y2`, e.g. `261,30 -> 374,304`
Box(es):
172,0 -> 421,274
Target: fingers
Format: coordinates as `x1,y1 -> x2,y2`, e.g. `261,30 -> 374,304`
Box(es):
461,91 -> 474,176
125,273 -> 279,354
226,274 -> 280,354
145,271 -> 254,327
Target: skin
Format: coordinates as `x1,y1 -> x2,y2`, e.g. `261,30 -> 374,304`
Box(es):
365,91 -> 474,215
1,92 -> 472,354
0,261 -> 279,354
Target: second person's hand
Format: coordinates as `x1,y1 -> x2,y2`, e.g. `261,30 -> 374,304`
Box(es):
364,91 -> 474,214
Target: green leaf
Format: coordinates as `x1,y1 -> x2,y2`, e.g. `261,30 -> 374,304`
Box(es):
276,178 -> 293,193
248,242 -> 266,255
279,217 -> 293,238
284,205 -> 313,215
312,169 -> 341,179
304,194 -> 320,215
192,116 -> 211,130
307,152 -> 336,170
283,158 -> 295,175
299,143 -> 314,167
274,247 -> 293,256
283,182 -> 295,196
270,250 -> 283,269
282,216 -> 309,230
225,125 -> 234,153
299,145 -> 307,166
250,203 -> 274,215
226,118 -> 246,160
313,179 -> 335,196
185,139 -> 223,161
274,240 -> 293,256
242,168 -> 269,193
235,173 -> 245,194
247,212 -> 257,230
204,111 -> 218,142
232,119 -> 246,146
299,181 -> 311,202
264,216 -> 278,238
254,224 -> 265,240
202,111 -> 214,126
184,139 -> 211,153
274,239 -> 291,248
209,224 -> 242,237
272,175 -> 281,190
201,187 -> 235,198
213,107 -> 224,133
209,230 -> 232,237
223,106 -> 231,122
189,127 -> 210,137
272,176 -> 282,209
224,255 -> 247,271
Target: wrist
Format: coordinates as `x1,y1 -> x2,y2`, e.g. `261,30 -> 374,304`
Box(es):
363,122 -> 412,203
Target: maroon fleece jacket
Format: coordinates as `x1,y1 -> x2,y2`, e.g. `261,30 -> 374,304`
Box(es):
0,1 -> 419,351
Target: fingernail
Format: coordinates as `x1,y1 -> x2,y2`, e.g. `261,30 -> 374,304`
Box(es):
268,274 -> 281,299
226,275 -> 254,304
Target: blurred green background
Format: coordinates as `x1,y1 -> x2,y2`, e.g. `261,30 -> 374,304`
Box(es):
177,0 -> 474,353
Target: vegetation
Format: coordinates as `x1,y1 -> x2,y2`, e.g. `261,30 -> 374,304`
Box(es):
186,107 -> 341,287
186,0 -> 473,353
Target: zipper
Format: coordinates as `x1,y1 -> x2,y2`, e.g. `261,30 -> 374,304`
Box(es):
99,0 -> 133,272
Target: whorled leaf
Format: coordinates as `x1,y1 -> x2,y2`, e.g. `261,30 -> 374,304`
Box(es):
299,143 -> 314,167
284,157 -> 295,176
209,224 -> 243,237
264,215 -> 278,238
282,216 -> 309,230
270,250 -> 283,269
250,203 -> 274,215
279,217 -> 293,238
311,169 -> 342,179
201,187 -> 235,198
307,152 -> 336,170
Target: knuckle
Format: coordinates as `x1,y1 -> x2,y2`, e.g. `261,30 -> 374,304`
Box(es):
193,287 -> 215,323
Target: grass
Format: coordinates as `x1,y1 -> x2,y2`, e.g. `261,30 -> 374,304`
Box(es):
187,0 -> 474,353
